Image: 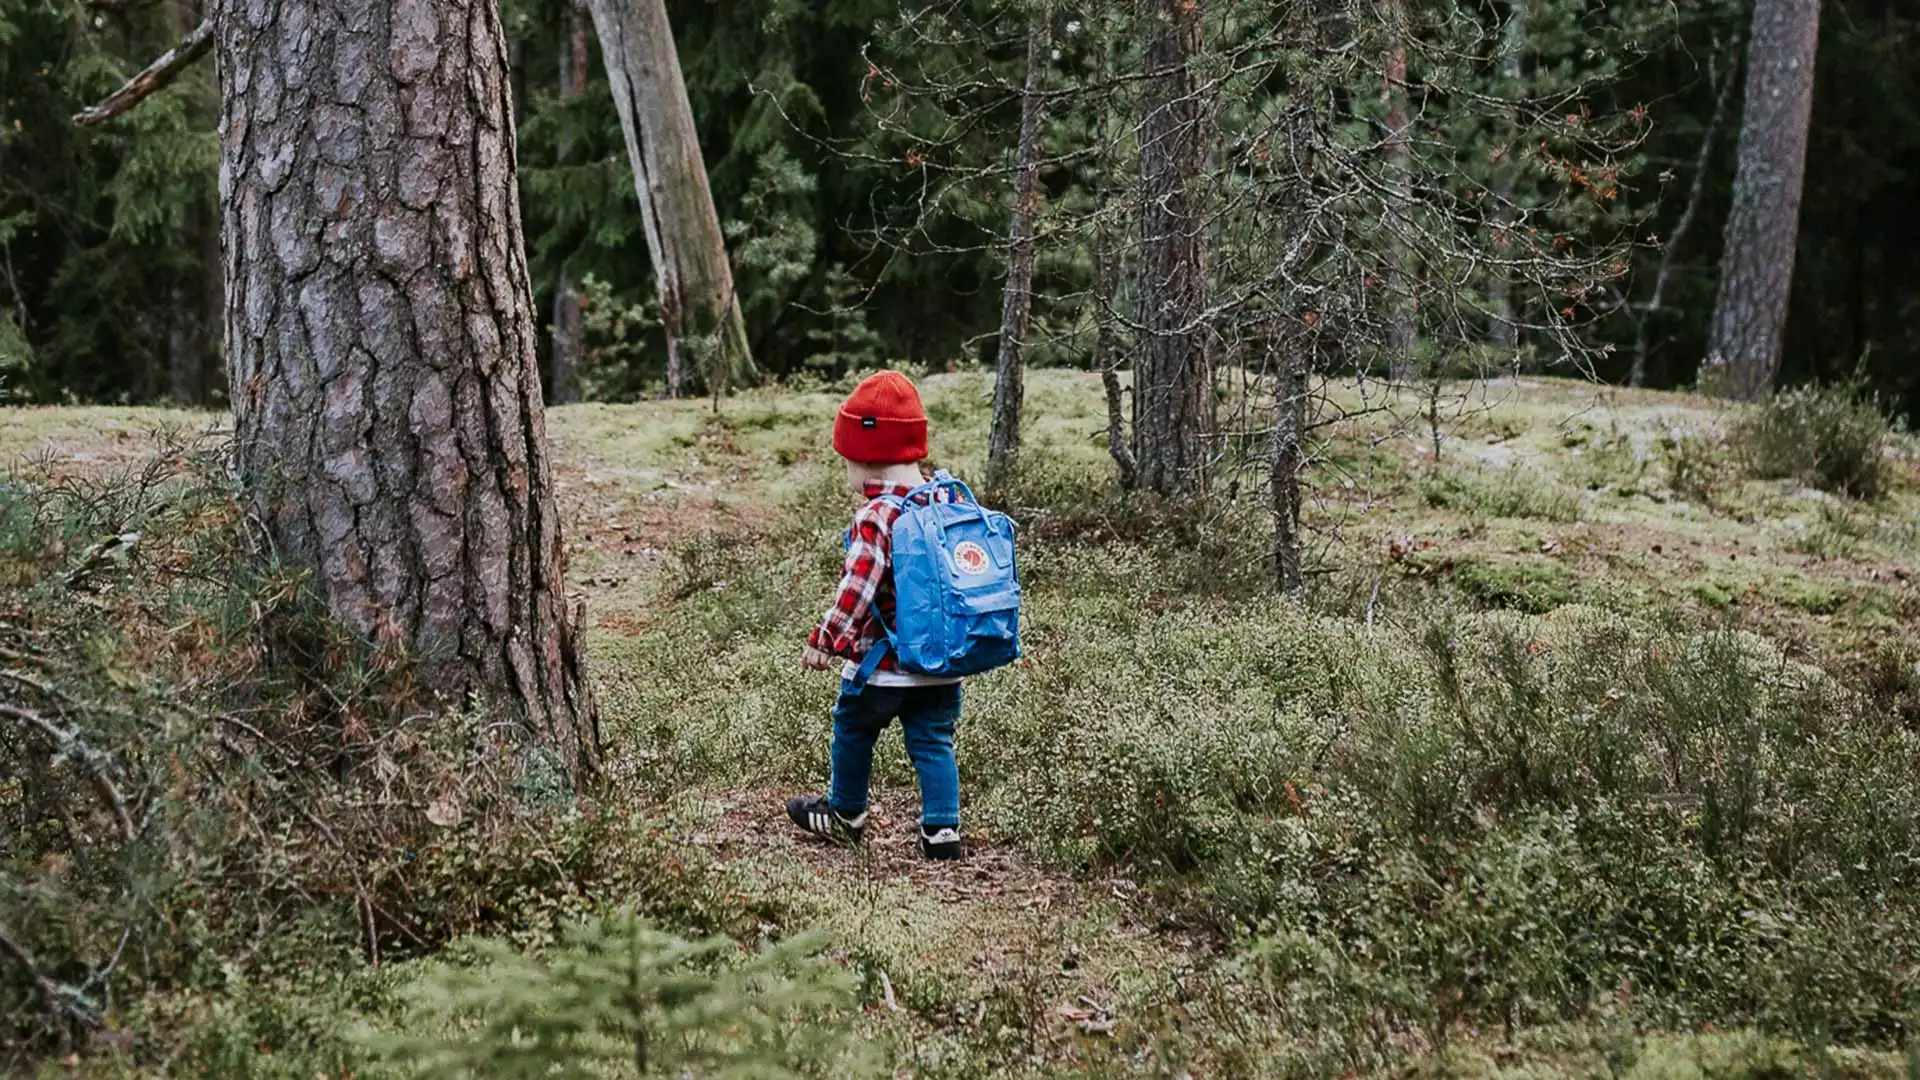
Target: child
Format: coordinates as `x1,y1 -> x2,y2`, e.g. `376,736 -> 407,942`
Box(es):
787,371 -> 965,860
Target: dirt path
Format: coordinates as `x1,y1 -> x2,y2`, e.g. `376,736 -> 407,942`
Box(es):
664,785 -> 1203,1072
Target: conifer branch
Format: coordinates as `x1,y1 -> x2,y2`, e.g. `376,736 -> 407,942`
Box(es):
72,17 -> 213,127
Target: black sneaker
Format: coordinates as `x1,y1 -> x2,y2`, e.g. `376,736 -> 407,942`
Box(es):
918,823 -> 963,861
786,794 -> 866,845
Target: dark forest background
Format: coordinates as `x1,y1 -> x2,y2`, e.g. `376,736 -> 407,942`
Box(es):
3,0 -> 1915,419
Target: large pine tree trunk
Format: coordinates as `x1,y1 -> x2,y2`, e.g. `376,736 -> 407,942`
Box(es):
1708,0 -> 1821,401
215,0 -> 598,777
1134,0 -> 1210,497
986,2 -> 1051,477
549,3 -> 590,405
585,0 -> 749,400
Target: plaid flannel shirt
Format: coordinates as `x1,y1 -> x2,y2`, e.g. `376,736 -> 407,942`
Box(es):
808,480 -> 949,671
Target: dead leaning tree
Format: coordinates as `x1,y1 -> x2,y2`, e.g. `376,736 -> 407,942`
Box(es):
74,0 -> 600,779
586,0 -> 753,402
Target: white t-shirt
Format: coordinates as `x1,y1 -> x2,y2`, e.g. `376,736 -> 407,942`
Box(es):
842,659 -> 962,688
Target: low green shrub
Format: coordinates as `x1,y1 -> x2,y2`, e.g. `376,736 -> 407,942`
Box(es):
1560,425 -> 1652,496
365,911 -> 877,1080
1731,381 -> 1893,499
1657,426 -> 1735,504
1451,554 -> 1577,613
1785,499 -> 1873,558
0,442 -> 791,1071
595,441 -> 1920,1050
1400,1030 -> 1906,1079
984,459 -> 1276,599
1424,467 -> 1583,523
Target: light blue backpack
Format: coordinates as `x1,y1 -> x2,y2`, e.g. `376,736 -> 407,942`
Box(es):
851,470 -> 1021,689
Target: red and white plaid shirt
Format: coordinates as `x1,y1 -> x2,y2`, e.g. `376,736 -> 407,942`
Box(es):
807,480 -> 951,676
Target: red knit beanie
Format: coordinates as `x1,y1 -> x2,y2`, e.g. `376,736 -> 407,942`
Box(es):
833,371 -> 928,464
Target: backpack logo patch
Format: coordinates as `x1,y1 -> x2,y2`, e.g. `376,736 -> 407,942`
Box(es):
952,540 -> 990,575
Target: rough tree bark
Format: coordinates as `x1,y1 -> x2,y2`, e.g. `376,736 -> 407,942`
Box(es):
986,1 -> 1051,478
1379,0 -> 1417,377
1485,0 -> 1524,351
1708,0 -> 1821,401
1133,0 -> 1210,497
549,2 -> 589,405
216,0 -> 598,777
585,0 -> 750,400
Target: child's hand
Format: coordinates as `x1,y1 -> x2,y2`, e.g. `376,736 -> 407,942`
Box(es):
801,645 -> 836,672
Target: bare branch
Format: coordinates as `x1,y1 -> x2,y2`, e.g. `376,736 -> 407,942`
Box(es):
72,17 -> 213,127
0,702 -> 138,842
1630,35 -> 1741,387
0,920 -> 103,1030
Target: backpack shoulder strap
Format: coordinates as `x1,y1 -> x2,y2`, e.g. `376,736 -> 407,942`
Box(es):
850,637 -> 891,692
905,470 -> 977,506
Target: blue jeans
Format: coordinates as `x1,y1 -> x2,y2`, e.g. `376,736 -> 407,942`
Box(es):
828,680 -> 961,829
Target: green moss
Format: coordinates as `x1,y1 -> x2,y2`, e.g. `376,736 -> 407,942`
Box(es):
1774,574 -> 1849,615
1687,579 -> 1736,610
1425,467 -> 1583,523
1452,555 -> 1578,613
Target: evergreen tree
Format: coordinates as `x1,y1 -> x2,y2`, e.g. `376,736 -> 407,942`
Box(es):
0,0 -> 218,403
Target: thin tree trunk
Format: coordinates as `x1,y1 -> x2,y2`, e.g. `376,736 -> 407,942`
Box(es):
1380,0 -> 1417,377
586,0 -> 750,400
552,270 -> 583,405
1632,41 -> 1738,388
1134,0 -> 1210,497
166,200 -> 222,407
550,3 -> 590,405
1096,219 -> 1136,490
1090,0 -> 1136,488
1486,0 -> 1524,351
1708,0 -> 1821,401
1271,333 -> 1307,595
216,0 -> 598,778
198,196 -> 224,402
987,2 -> 1051,477
168,205 -> 196,406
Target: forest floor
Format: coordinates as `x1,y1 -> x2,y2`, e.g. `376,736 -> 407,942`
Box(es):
6,371 -> 1920,1078
555,371 -> 1920,1077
